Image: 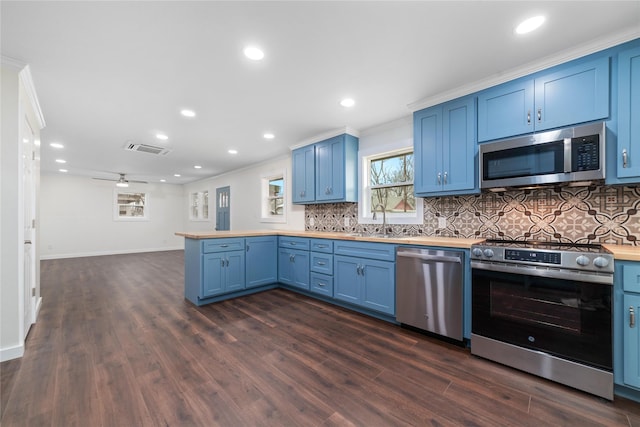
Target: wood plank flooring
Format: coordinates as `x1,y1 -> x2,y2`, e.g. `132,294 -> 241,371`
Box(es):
2,250 -> 640,426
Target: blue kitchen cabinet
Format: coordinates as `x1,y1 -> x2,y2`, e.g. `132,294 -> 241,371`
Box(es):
292,133 -> 358,204
623,293 -> 640,389
414,95 -> 477,196
292,145 -> 315,203
614,261 -> 640,400
617,46 -> 640,180
245,236 -> 278,288
477,56 -> 610,142
202,249 -> 245,297
278,237 -> 310,290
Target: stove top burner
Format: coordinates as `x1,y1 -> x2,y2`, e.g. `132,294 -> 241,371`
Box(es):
480,239 -> 605,253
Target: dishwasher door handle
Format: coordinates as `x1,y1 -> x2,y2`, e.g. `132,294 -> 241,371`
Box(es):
397,252 -> 461,263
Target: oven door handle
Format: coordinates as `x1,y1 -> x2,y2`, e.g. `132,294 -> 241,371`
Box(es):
471,261 -> 613,285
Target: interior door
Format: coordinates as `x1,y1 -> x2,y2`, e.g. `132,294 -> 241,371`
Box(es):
215,186 -> 230,231
22,117 -> 36,337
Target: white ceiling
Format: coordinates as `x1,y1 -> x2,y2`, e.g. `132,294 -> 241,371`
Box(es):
2,1 -> 639,184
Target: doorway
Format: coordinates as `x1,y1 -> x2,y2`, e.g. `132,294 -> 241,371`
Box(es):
22,116 -> 36,337
215,186 -> 230,231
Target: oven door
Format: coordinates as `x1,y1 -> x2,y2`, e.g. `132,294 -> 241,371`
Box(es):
472,265 -> 612,371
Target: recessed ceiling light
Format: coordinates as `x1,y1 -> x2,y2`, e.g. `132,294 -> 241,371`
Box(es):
244,46 -> 264,61
59,169 -> 68,173
174,174 -> 181,177
515,15 -> 545,34
180,109 -> 196,118
263,133 -> 275,140
194,165 -> 202,169
55,159 -> 66,164
340,98 -> 355,108
160,179 -> 166,182
156,133 -> 169,141
50,142 -> 64,149
228,149 -> 238,154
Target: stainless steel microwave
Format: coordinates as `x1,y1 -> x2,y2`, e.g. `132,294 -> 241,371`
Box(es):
479,121 -> 606,190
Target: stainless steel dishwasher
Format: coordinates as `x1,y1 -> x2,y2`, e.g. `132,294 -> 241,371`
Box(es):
396,247 -> 464,341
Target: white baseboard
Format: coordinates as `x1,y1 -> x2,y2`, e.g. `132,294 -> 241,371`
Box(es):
40,246 -> 184,260
0,343 -> 24,362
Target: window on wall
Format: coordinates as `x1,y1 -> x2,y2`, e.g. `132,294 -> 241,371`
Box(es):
261,172 -> 286,223
189,191 -> 209,221
359,145 -> 423,224
115,191 -> 148,220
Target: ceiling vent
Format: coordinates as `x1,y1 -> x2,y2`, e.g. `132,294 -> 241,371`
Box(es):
124,142 -> 171,156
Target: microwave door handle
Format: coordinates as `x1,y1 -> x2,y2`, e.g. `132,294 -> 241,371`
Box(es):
564,138 -> 572,173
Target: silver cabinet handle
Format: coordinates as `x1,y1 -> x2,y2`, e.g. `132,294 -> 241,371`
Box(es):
220,244 -> 228,248
360,265 -> 364,276
443,171 -> 448,185
356,265 -> 361,275
318,282 -> 326,287
623,149 -> 628,168
537,108 -> 542,122
317,261 -> 326,266
289,254 -> 293,262
221,259 -> 225,267
527,110 -> 531,125
246,244 -> 250,252
290,242 -> 296,245
437,172 -> 441,185
631,306 -> 636,328
291,254 -> 296,261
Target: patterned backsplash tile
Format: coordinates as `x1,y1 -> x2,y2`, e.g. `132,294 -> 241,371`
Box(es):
305,185 -> 640,245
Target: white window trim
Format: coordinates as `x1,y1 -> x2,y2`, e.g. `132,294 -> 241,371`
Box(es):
189,190 -> 210,222
260,170 -> 287,224
358,141 -> 423,225
113,189 -> 149,221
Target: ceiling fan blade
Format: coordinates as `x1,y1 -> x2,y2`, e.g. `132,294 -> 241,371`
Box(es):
128,180 -> 148,184
92,177 -> 117,182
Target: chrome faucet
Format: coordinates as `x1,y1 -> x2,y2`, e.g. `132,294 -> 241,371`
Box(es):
372,204 -> 388,236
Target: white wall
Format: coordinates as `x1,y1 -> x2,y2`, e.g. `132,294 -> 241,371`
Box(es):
182,155 -> 305,232
40,174 -> 185,259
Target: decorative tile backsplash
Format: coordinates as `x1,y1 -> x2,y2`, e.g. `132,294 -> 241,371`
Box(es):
305,185 -> 640,245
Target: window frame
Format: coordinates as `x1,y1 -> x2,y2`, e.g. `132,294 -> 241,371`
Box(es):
189,190 -> 209,221
358,142 -> 423,225
113,190 -> 149,221
260,170 -> 287,223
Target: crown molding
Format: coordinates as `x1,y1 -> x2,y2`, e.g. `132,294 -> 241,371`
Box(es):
408,28 -> 640,112
288,126 -> 360,150
1,55 -> 26,71
18,65 -> 46,129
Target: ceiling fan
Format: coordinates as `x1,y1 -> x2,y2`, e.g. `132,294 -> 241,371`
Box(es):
92,173 -> 147,188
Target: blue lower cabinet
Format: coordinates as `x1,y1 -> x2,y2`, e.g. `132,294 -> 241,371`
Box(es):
310,273 -> 333,297
245,236 -> 278,288
334,255 -> 395,315
278,247 -> 310,290
623,293 -> 640,389
202,250 -> 245,297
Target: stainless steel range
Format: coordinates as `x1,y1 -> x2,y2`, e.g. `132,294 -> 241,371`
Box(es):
470,239 -> 614,400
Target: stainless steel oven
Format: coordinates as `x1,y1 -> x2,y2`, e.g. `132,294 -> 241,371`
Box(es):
470,240 -> 614,399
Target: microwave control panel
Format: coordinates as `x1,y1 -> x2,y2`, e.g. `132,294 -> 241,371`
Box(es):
572,135 -> 599,171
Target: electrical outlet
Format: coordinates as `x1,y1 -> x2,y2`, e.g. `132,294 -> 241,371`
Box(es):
438,217 -> 447,229
344,217 -> 350,227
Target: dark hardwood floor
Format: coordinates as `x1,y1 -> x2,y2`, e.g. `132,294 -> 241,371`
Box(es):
2,250 -> 639,426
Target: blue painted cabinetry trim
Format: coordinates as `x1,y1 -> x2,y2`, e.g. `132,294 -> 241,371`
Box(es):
614,261 -> 640,400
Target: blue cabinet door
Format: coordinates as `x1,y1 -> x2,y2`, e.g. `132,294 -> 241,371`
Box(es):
442,97 -> 477,192
617,46 -> 640,179
224,251 -> 246,292
334,255 -> 360,304
292,145 -> 315,203
361,259 -> 395,315
534,57 -> 609,132
477,79 -> 534,142
278,247 -> 309,289
245,237 -> 277,288
278,248 -> 294,285
624,293 -> 640,389
202,253 -> 224,297
316,135 -> 344,202
414,105 -> 442,194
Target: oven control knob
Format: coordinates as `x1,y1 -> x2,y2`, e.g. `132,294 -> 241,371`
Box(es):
483,249 -> 495,258
472,248 -> 484,258
575,255 -> 591,267
593,256 -> 610,268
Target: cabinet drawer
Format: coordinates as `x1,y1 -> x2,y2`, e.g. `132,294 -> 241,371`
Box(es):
623,263 -> 640,293
310,273 -> 333,297
202,238 -> 245,253
311,253 -> 333,275
310,239 -> 333,253
334,241 -> 396,262
279,236 -> 310,250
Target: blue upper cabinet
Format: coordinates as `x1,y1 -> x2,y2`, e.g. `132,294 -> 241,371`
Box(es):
617,46 -> 640,180
478,56 -> 610,142
292,145 -> 315,203
414,95 -> 478,197
292,133 -> 358,204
